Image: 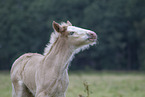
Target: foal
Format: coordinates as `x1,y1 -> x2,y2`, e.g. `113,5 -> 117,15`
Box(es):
11,21 -> 97,97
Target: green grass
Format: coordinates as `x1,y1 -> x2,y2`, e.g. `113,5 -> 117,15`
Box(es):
0,72 -> 12,97
0,71 -> 145,97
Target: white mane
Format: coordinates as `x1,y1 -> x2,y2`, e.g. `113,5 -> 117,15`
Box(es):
43,22 -> 69,55
43,32 -> 59,55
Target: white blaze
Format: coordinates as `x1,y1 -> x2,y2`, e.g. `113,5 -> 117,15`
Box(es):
67,26 -> 92,34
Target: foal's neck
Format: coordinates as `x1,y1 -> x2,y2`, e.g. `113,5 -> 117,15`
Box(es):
44,37 -> 74,74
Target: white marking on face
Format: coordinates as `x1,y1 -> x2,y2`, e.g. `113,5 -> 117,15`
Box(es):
67,26 -> 97,47
67,26 -> 92,35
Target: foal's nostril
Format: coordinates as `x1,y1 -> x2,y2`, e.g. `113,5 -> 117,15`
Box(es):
88,31 -> 97,39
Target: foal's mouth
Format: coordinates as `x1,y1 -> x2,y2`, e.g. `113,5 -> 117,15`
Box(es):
88,37 -> 97,42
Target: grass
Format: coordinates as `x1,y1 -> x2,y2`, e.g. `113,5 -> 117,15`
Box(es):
0,71 -> 145,97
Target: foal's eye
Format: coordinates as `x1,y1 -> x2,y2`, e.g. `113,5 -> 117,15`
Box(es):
69,32 -> 75,35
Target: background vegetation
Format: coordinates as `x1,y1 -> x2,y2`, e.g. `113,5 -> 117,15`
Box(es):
0,0 -> 145,71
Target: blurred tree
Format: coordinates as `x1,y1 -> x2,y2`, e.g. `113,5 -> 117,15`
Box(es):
135,19 -> 145,70
0,0 -> 145,71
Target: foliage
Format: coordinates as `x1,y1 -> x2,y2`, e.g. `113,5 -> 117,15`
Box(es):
0,0 -> 145,70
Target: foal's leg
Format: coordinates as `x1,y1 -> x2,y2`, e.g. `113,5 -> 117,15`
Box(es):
36,91 -> 52,97
12,83 -> 16,97
36,91 -> 65,97
12,80 -> 34,97
58,94 -> 66,97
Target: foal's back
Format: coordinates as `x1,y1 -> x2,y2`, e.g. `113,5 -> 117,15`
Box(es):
11,53 -> 43,77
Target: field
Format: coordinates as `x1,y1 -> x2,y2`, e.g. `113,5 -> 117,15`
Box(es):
0,71 -> 145,97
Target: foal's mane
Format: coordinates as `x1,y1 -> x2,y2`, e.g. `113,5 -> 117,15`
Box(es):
43,22 -> 69,55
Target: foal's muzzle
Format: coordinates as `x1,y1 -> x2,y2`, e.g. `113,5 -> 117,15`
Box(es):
87,31 -> 97,42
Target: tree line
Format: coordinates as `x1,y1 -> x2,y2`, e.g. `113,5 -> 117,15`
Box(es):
0,0 -> 145,70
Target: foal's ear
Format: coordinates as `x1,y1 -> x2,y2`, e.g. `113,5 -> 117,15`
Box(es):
53,21 -> 63,33
67,20 -> 72,26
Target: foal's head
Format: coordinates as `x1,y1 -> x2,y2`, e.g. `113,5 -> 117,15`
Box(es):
52,21 -> 97,49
